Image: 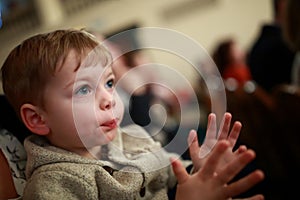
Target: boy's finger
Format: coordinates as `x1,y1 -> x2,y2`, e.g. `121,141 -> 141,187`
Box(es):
206,113 -> 217,140
216,149 -> 257,185
188,130 -> 200,164
245,194 -> 265,200
199,140 -> 230,180
170,158 -> 189,184
218,112 -> 232,140
234,145 -> 247,155
226,169 -> 265,198
228,121 -> 242,147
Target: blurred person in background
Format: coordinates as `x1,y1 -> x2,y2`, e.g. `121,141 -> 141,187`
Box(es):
212,38 -> 252,89
283,0 -> 300,86
247,0 -> 296,92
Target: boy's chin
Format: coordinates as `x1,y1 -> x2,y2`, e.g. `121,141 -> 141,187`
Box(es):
104,128 -> 118,142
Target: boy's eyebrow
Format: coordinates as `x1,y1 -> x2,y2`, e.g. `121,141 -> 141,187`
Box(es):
63,68 -> 114,90
64,80 -> 75,90
106,71 -> 114,77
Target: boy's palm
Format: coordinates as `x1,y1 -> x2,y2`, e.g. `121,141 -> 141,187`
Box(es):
171,140 -> 264,200
189,112 -> 244,173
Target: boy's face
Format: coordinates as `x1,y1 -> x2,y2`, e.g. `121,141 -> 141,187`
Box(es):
42,49 -> 124,154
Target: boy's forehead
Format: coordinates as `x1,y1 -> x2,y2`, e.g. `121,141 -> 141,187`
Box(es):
57,49 -> 112,81
76,64 -> 112,79
80,48 -> 108,69
57,49 -> 82,73
78,47 -> 112,75
61,48 -> 108,71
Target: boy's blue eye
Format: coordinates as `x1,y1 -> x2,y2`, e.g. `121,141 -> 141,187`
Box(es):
75,85 -> 91,96
106,79 -> 114,89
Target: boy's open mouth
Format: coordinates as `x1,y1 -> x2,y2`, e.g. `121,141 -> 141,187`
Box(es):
101,119 -> 118,129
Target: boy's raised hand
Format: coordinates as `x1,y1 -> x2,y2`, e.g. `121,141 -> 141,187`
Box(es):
189,112 -> 247,172
171,140 -> 265,200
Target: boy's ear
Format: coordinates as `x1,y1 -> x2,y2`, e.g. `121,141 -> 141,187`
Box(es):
20,104 -> 50,135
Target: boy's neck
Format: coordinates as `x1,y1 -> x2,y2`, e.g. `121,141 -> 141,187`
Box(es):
82,146 -> 103,160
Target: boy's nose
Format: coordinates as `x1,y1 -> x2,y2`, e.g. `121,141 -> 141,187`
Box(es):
100,96 -> 115,110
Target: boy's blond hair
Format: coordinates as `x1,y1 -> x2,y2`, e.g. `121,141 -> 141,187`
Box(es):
1,29 -> 110,118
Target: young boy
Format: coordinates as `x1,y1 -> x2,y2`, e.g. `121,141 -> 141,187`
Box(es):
1,29 -> 264,200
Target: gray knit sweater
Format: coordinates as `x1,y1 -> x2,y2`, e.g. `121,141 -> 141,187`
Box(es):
22,124 -> 191,200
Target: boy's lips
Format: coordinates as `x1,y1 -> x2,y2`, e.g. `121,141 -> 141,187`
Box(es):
101,119 -> 118,129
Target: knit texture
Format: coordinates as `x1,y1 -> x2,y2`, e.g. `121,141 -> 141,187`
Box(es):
22,124 -> 190,200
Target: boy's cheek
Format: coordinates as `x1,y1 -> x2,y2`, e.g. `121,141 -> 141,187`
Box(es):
114,94 -> 125,117
72,105 -> 98,130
